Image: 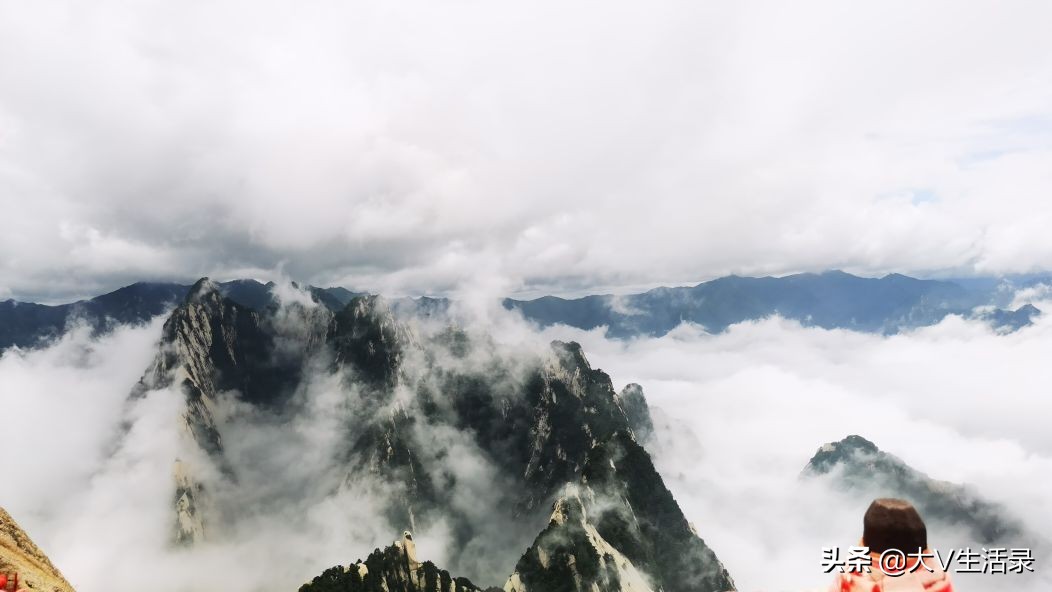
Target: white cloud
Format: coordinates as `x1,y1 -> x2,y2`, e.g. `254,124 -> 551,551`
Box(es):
1,0 -> 1052,301
0,302 -> 550,592
0,318 -> 396,592
4,287 -> 1052,591
539,311 -> 1052,591
1010,283 -> 1052,309
0,320 -> 165,519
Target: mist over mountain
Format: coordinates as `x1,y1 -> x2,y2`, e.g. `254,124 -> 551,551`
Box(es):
804,435 -> 1030,547
0,280 -> 362,351
4,1 -> 1052,590
4,275 -> 1051,592
0,282 -> 188,351
90,278 -> 731,591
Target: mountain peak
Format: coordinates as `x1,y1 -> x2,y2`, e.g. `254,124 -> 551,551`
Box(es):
821,433 -> 877,452
616,383 -> 654,443
505,485 -> 655,592
186,277 -> 220,303
804,435 -> 1026,545
298,531 -> 489,592
509,432 -> 735,592
549,340 -> 590,371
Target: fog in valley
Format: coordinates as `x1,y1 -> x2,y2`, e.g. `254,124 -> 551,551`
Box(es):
3,284 -> 1050,592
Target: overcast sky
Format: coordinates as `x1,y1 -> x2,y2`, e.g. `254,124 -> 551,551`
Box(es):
2,0 -> 1051,302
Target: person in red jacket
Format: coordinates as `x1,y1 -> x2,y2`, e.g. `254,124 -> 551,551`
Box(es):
830,498 -> 954,592
0,572 -> 27,592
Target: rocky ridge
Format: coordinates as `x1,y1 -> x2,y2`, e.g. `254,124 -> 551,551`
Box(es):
298,531 -> 496,592
120,278 -> 733,591
804,435 -> 1026,545
0,507 -> 75,592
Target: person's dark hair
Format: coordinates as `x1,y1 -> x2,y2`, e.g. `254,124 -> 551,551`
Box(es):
863,498 -> 927,553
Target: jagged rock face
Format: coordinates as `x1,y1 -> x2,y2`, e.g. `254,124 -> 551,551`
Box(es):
504,488 -> 654,592
124,278 -> 732,589
341,335 -> 667,551
140,278 -> 316,410
507,433 -> 735,592
132,278 -> 333,544
298,532 -> 493,592
518,343 -> 647,509
172,459 -> 206,546
329,295 -> 410,390
0,507 -> 76,592
615,384 -> 653,446
804,435 -> 1026,545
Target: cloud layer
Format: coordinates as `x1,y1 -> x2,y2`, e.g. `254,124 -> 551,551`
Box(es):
0,297 -> 561,591
2,0 -> 1052,301
549,306 -> 1052,591
0,319 -> 394,592
3,287 -> 1052,591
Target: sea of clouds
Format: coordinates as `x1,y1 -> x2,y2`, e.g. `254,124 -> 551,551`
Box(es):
2,288 -> 1052,592
546,304 -> 1052,591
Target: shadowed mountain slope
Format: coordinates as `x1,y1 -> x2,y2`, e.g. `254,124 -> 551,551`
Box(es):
121,278 -> 731,591
804,435 -> 1027,545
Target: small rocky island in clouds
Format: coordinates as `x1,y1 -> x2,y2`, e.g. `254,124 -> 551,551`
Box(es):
804,435 -> 1031,548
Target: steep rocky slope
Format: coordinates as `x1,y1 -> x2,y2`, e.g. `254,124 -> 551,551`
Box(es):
506,433 -> 734,592
299,532 -> 497,592
804,435 -> 1026,544
122,278 -> 732,591
0,507 -> 75,592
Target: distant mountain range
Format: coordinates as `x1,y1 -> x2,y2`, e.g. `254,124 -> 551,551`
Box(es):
0,280 -> 360,351
504,270 -> 1046,337
2,271 -> 1045,352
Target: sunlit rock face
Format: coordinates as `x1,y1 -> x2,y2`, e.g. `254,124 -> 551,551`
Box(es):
804,435 -> 1027,546
0,507 -> 76,592
506,433 -> 735,592
297,531 -> 497,592
115,277 -> 733,590
130,278 -> 328,544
